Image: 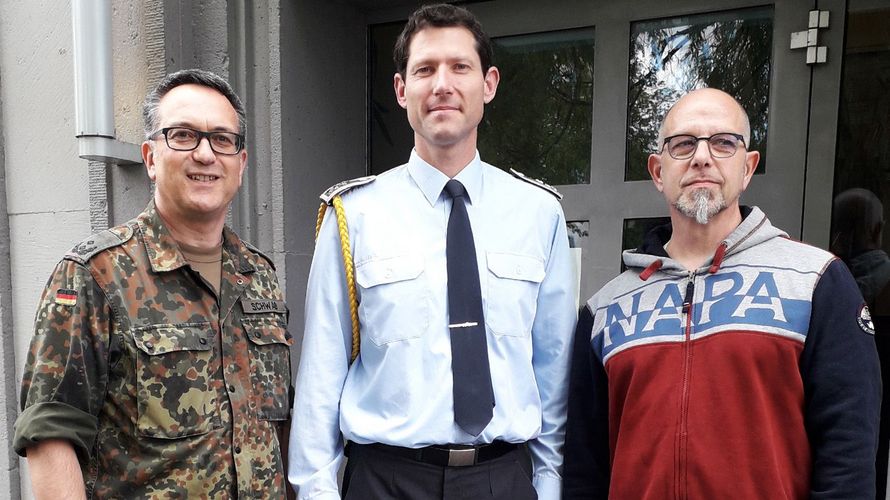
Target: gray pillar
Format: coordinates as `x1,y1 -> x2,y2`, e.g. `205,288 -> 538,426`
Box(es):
0,73 -> 23,500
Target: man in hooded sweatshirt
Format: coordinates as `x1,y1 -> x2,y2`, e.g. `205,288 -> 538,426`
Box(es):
563,88 -> 881,499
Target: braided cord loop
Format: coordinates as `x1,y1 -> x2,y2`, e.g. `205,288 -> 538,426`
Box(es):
331,196 -> 360,362
315,202 -> 327,241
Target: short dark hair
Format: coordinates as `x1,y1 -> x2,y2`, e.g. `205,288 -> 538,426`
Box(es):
142,68 -> 246,140
393,3 -> 493,78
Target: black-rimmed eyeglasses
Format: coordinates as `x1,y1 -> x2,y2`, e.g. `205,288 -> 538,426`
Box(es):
151,127 -> 245,155
661,133 -> 746,160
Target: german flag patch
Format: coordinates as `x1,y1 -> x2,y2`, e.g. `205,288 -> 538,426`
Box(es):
55,289 -> 78,306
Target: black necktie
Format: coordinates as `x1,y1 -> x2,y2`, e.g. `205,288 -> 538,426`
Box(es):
444,179 -> 494,436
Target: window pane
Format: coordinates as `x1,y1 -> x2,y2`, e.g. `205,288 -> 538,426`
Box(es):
622,217 -> 671,251
626,7 -> 773,181
621,217 -> 670,271
369,21 -> 414,175
479,28 -> 595,185
567,220 -> 589,248
830,6 -> 890,311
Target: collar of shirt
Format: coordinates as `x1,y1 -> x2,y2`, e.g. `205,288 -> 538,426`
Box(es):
407,149 -> 484,207
137,200 -> 259,275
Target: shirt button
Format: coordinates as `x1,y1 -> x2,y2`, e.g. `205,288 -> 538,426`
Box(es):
234,446 -> 241,454
515,266 -> 522,276
145,341 -> 154,350
199,338 -> 207,345
385,268 -> 393,279
253,331 -> 262,339
237,278 -> 244,285
228,385 -> 236,393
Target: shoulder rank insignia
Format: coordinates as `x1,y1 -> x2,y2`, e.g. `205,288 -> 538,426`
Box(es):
65,224 -> 134,264
509,168 -> 562,200
320,175 -> 377,205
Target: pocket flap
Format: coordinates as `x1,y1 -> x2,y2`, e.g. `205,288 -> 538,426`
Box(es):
133,323 -> 213,355
243,316 -> 292,346
355,254 -> 424,288
486,252 -> 545,282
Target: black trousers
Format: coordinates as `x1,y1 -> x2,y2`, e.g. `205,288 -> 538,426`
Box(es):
342,443 -> 538,500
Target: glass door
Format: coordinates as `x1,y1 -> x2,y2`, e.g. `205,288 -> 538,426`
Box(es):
818,0 -> 890,494
368,0 -> 816,298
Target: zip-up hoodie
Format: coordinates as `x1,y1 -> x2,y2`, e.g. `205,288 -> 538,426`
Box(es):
564,206 -> 881,499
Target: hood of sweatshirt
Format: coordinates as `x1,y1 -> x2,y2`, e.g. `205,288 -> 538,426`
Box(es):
622,206 -> 788,279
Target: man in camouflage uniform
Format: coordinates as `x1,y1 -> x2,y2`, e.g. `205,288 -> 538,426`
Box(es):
14,69 -> 292,498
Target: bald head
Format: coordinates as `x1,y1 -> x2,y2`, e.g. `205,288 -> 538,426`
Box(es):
657,88 -> 752,149
647,87 -> 761,232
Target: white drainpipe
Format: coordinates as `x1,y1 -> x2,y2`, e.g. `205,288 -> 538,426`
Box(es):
72,0 -> 142,165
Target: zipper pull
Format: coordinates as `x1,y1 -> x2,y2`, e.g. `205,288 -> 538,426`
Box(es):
682,276 -> 695,314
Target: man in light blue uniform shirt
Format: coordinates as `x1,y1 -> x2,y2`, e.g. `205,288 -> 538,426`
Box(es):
288,4 -> 576,499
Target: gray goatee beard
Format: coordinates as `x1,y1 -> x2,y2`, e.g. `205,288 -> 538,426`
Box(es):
674,188 -> 726,225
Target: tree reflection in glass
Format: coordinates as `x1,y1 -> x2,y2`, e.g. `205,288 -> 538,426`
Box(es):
626,7 -> 773,181
479,28 -> 595,185
567,221 -> 590,248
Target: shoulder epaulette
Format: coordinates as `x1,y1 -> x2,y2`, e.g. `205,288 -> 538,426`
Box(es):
243,239 -> 277,271
65,224 -> 135,264
320,175 -> 377,205
509,168 -> 563,200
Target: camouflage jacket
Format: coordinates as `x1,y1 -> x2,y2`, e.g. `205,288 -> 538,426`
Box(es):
14,202 -> 293,498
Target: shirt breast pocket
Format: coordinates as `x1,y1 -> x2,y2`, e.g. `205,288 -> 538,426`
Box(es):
355,254 -> 430,346
132,323 -> 221,439
486,252 -> 545,337
242,315 -> 292,420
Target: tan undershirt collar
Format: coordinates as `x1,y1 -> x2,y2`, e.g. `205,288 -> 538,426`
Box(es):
178,239 -> 223,293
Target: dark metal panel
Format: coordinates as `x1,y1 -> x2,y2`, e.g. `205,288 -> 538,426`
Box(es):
802,0 -> 847,247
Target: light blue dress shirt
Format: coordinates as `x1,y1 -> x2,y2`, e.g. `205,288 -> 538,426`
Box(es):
289,151 -> 577,500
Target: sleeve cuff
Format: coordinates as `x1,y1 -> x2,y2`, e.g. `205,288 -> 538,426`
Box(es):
533,473 -> 562,500
14,401 -> 98,462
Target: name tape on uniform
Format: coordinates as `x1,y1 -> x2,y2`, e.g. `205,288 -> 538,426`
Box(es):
240,299 -> 287,314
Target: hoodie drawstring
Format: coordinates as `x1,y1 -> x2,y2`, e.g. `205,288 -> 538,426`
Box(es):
640,260 -> 663,281
708,243 -> 727,274
638,242 -> 726,280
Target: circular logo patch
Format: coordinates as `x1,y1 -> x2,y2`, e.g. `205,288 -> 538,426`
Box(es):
858,304 -> 876,335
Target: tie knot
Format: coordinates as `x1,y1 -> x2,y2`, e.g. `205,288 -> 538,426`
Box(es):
444,179 -> 467,200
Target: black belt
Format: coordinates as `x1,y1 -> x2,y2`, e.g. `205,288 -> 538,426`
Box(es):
349,441 -> 521,467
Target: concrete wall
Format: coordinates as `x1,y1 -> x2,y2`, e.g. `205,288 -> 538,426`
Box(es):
0,37 -> 21,500
0,0 -> 161,495
1,0 -> 88,496
0,0 -> 373,486
281,0 -> 368,353
228,1 -> 287,293
107,0 -> 163,227
0,0 -> 241,496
